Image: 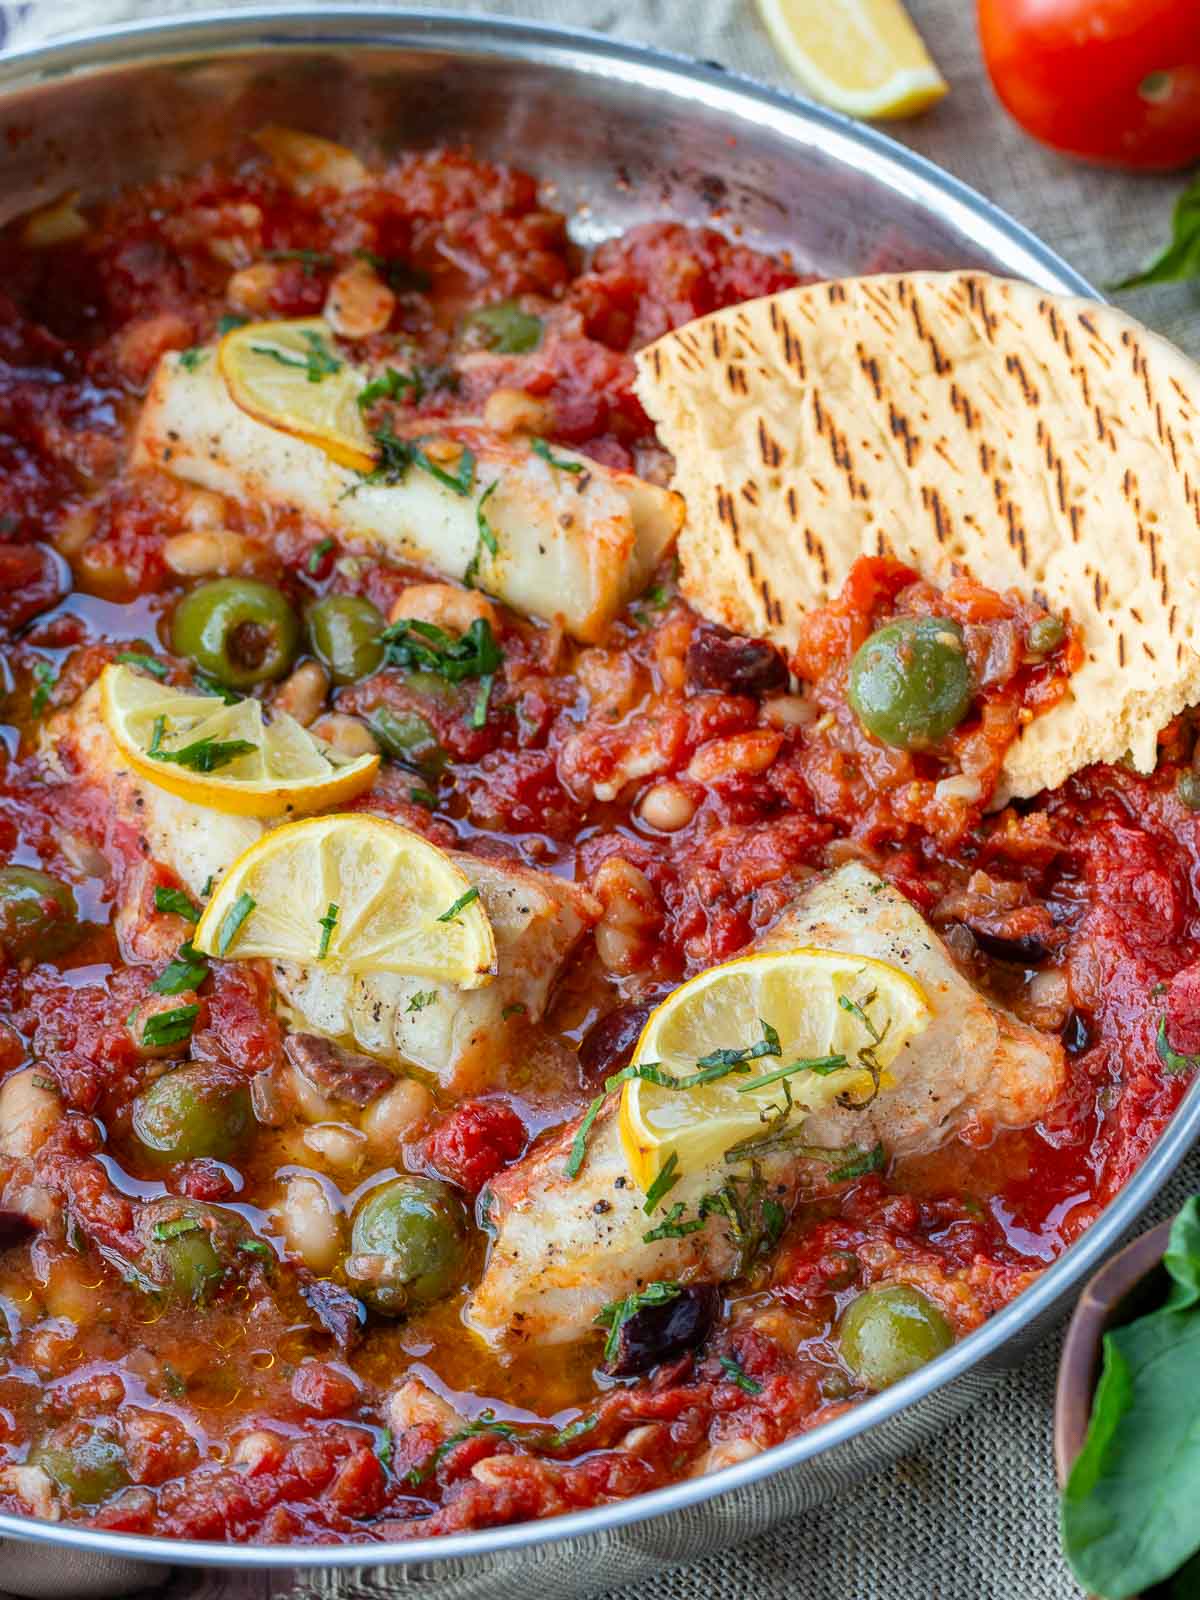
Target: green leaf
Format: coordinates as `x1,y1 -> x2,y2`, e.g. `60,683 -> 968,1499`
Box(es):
464,480 -> 500,590
141,1003 -> 199,1049
149,735 -> 257,773
405,990 -> 438,1014
1114,175 -> 1200,290
1157,1015 -> 1200,1075
380,616 -> 502,684
530,437 -> 583,474
594,1282 -> 681,1365
1062,1197 -> 1200,1595
357,366 -> 424,411
306,537 -> 334,575
116,652 -> 169,679
30,659 -> 56,717
179,346 -> 207,372
250,328 -> 340,383
565,1091 -> 606,1181
359,418 -> 476,497
154,886 -> 200,923
217,891 -> 255,957
437,886 -> 480,924
151,941 -> 208,995
642,1151 -> 680,1214
718,1354 -> 762,1395
317,901 -> 338,960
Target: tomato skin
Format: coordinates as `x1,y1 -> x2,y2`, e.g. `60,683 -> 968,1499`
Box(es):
977,0 -> 1200,171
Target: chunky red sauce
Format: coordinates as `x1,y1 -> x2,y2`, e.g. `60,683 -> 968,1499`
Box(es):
0,140 -> 1192,1546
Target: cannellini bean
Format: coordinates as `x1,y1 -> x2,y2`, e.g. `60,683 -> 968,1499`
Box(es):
252,126 -> 367,196
178,488 -> 228,531
761,693 -> 816,729
162,528 -> 260,578
41,1259 -> 103,1324
638,781 -> 697,833
0,1465 -> 59,1520
577,648 -> 645,719
0,1069 -> 61,1159
591,857 -> 661,976
324,259 -> 395,339
232,1429 -> 285,1472
482,387 -> 553,435
619,1424 -> 662,1456
56,830 -> 110,880
689,1438 -> 761,1477
226,261 -> 283,317
388,582 -> 498,636
361,1077 -> 433,1152
276,1174 -> 345,1274
273,661 -> 329,727
53,504 -> 97,558
302,1123 -> 366,1172
687,730 -> 783,786
310,713 -> 380,759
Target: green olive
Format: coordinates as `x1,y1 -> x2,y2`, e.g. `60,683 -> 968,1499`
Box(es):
29,1422 -> 129,1506
306,594 -> 386,685
131,1063 -> 253,1165
368,706 -> 447,774
848,617 -> 974,751
348,1175 -> 469,1316
0,866 -> 81,963
1178,772 -> 1200,812
837,1284 -> 953,1391
138,1197 -> 235,1304
460,300 -> 543,355
171,578 -> 300,688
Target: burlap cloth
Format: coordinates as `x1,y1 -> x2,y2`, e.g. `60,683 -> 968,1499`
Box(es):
1,3 -> 1199,1598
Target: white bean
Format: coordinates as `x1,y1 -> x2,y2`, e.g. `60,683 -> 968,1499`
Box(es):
389,582 -> 498,636
274,661 -> 329,727
302,1123 -> 366,1172
361,1078 -> 433,1152
482,387 -> 552,435
310,713 -> 380,759
638,781 -> 696,833
324,260 -> 395,339
276,1175 -> 344,1274
0,1068 -> 61,1159
162,528 -> 258,578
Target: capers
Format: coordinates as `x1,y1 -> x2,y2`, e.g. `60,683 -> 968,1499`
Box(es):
131,1062 -> 253,1165
306,594 -> 386,685
0,866 -> 81,963
837,1284 -> 953,1391
171,578 -> 300,688
29,1421 -> 129,1506
1026,615 -> 1066,655
848,616 -> 974,751
347,1175 -> 469,1316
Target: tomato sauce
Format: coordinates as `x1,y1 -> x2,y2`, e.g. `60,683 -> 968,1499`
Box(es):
0,140 -> 1192,1545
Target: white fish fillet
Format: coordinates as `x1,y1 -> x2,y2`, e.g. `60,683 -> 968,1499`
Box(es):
132,353 -> 682,643
44,685 -> 592,1087
467,862 -> 1065,1348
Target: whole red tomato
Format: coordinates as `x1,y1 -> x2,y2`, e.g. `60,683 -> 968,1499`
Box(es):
978,0 -> 1200,171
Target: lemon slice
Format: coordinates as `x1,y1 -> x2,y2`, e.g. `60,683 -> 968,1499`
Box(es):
755,0 -> 947,119
217,317 -> 376,471
619,948 -> 931,1190
192,813 -> 496,986
99,663 -> 379,818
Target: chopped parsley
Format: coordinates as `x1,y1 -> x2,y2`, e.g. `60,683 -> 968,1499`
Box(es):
437,886 -> 480,924
317,902 -> 339,960
376,1427 -> 393,1469
357,366 -> 425,411
216,892 -> 256,957
381,615 -> 502,683
193,672 -> 240,705
116,652 -> 169,679
154,886 -> 200,923
736,1053 -> 847,1093
540,1414 -> 598,1450
530,437 -> 584,474
718,1354 -> 762,1395
463,479 -> 500,589
699,1169 -> 787,1276
405,990 -> 438,1014
250,327 -> 341,383
141,1003 -> 199,1049
828,1142 -> 886,1183
359,417 -> 476,497
149,735 -> 257,773
151,941 -> 208,996
30,659 -> 56,717
594,1282 -> 681,1365
306,537 -> 334,575
406,1410 -> 518,1486
642,1202 -> 706,1244
179,346 -> 207,372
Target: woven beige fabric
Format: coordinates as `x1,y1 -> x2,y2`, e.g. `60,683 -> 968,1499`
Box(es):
1,4 -> 1198,1599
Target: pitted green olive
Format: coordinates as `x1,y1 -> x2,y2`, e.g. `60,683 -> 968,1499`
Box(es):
848,617 -> 973,750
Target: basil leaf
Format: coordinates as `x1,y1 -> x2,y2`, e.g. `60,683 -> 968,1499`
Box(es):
150,736 -> 257,773
154,886 -> 200,922
141,1003 -> 199,1049
151,941 -> 208,995
1114,175 -> 1200,290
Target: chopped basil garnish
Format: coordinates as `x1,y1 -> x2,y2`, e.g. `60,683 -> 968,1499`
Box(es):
250,327 -> 340,382
470,673 -> 494,730
116,652 -> 169,679
381,615 -> 502,683
357,366 -> 424,411
306,537 -> 334,575
216,892 -> 256,957
149,735 -> 257,773
642,1152 -> 681,1215
154,886 -> 200,923
317,902 -> 338,960
217,313 -> 248,337
151,941 -> 208,996
30,659 -> 56,717
718,1354 -> 762,1395
642,1202 -> 706,1243
1156,1015 -> 1200,1075
141,1003 -> 199,1049
594,1282 -> 681,1365
178,346 -> 207,372
152,1217 -> 203,1241
530,436 -> 584,473
464,479 -> 500,589
405,990 -> 438,1014
359,418 -> 476,496
408,785 -> 438,810
437,886 -> 480,924
565,1091 -> 606,1181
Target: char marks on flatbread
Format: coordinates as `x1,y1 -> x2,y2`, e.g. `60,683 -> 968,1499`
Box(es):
634,271 -> 1200,799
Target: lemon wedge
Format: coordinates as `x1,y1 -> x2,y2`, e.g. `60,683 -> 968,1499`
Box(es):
192,813 -> 496,986
99,663 -> 379,818
755,0 -> 947,119
217,317 -> 376,471
619,947 -> 931,1190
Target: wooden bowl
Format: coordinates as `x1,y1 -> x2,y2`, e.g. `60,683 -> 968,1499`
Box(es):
1053,1217 -> 1176,1600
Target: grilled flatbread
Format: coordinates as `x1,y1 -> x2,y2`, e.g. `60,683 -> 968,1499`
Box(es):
635,271 -> 1200,799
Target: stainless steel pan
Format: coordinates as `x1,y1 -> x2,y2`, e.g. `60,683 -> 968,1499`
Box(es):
0,10 -> 1195,1594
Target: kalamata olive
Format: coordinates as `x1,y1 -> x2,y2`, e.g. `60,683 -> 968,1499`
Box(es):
685,624 -> 789,696
0,1208 -> 36,1249
284,1033 -> 394,1108
970,927 -> 1051,965
302,1277 -> 367,1349
602,1283 -> 720,1377
837,1284 -> 953,1390
29,1421 -> 129,1506
577,1003 -> 653,1087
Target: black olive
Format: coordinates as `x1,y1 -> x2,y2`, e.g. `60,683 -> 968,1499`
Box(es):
578,1004 -> 653,1087
301,1278 -> 368,1350
971,927 -> 1051,965
685,624 -> 788,696
603,1284 -> 720,1378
